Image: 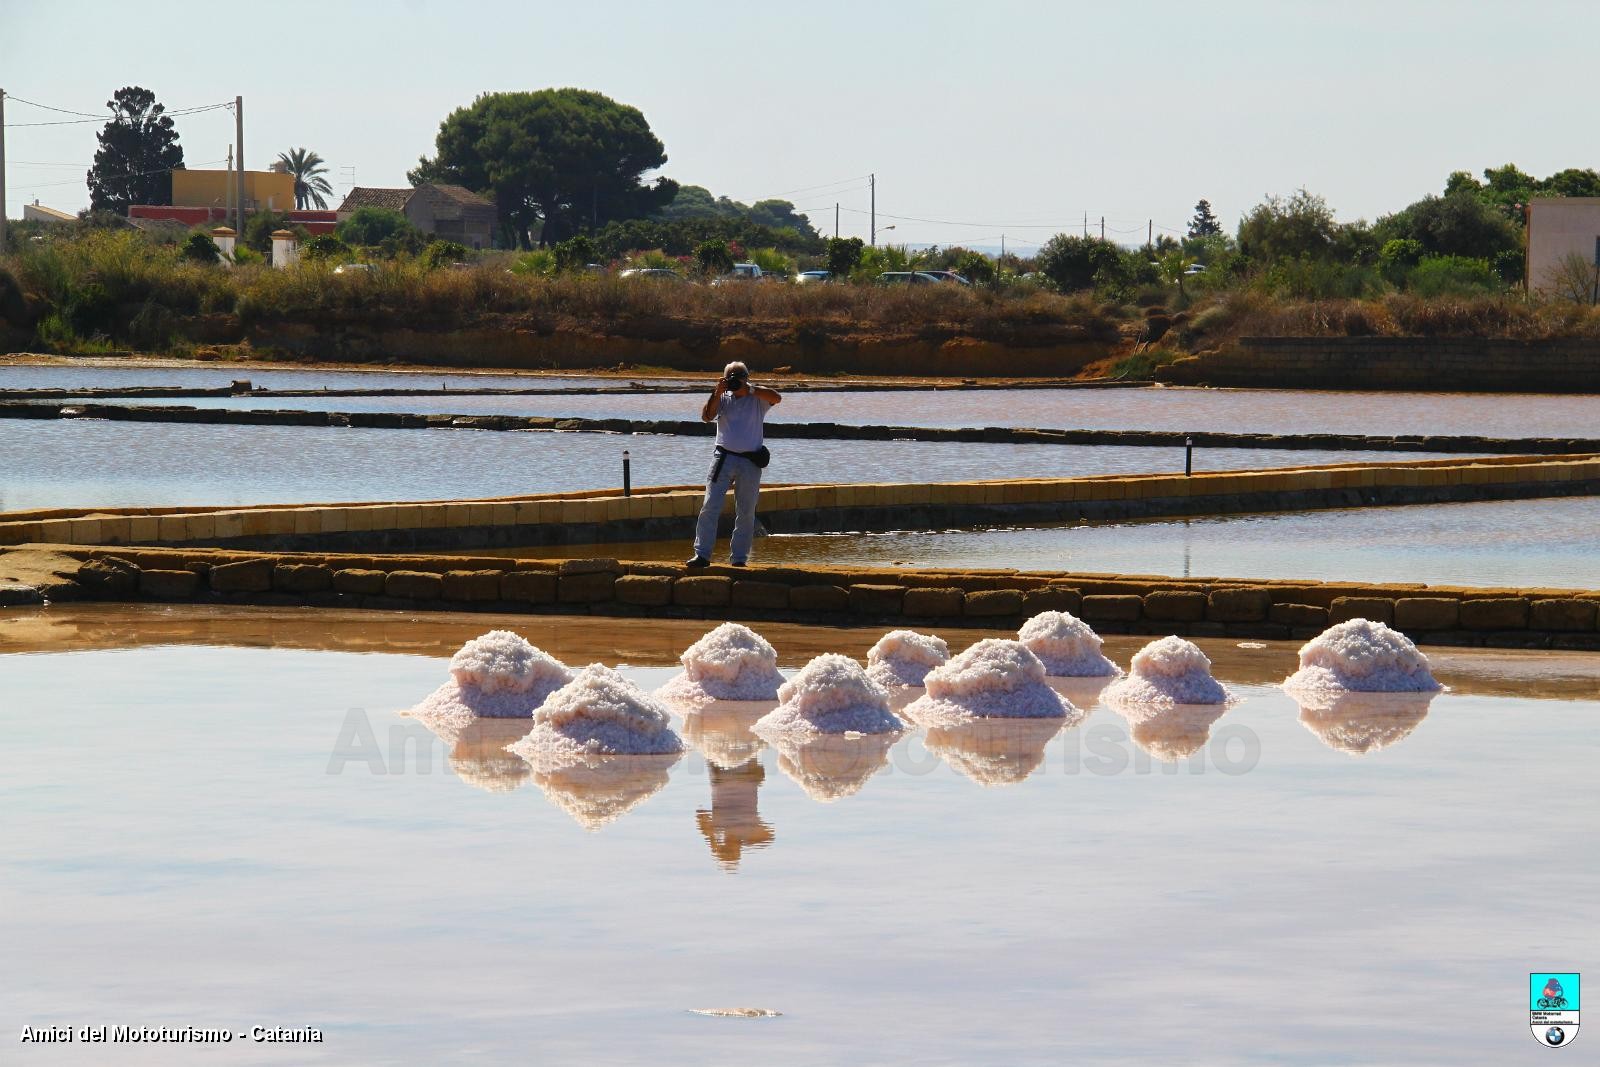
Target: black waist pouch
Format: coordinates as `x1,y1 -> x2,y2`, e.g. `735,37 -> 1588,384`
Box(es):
716,444 -> 771,469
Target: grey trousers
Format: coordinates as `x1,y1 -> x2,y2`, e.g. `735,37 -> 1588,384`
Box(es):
692,451 -> 762,563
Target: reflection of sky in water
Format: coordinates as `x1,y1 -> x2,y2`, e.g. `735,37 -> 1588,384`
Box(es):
0,418 -> 1460,511
4,644 -> 1596,1065
737,497 -> 1600,590
7,365 -> 1599,437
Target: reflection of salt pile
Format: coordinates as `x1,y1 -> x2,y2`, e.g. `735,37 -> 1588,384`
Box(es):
679,701 -> 774,769
1283,619 -> 1442,695
769,732 -> 897,803
902,639 -> 1074,727
414,715 -> 534,793
1102,636 -> 1229,708
1295,691 -> 1437,756
924,718 -> 1067,786
1017,611 -> 1120,677
657,623 -> 785,704
527,753 -> 681,830
865,629 -> 950,688
1127,705 -> 1229,762
411,630 -> 573,721
510,664 -> 683,767
753,654 -> 902,739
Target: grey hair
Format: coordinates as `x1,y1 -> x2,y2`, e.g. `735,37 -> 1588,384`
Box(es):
723,361 -> 749,377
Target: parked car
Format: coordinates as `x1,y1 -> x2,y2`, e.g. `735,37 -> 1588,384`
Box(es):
795,270 -> 833,284
711,262 -> 766,286
618,267 -> 687,282
876,271 -> 945,285
332,262 -> 374,275
918,270 -> 972,285
1183,263 -> 1208,276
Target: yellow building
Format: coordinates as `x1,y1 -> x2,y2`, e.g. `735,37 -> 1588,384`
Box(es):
171,169 -> 296,212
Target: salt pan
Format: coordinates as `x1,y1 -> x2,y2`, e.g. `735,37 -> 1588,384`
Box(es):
527,753 -> 682,830
1283,619 -> 1442,695
511,664 -> 683,767
768,732 -> 897,802
865,630 -> 950,688
753,654 -> 902,739
1295,690 -> 1437,756
1017,611 -> 1120,677
1126,704 -> 1229,762
901,639 -> 1074,727
924,718 -> 1067,786
657,623 -> 785,704
414,715 -> 533,794
680,700 -> 775,770
1102,635 -> 1230,708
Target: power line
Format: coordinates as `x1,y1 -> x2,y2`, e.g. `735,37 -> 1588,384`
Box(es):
10,158 -> 229,191
4,99 -> 234,129
5,95 -> 102,119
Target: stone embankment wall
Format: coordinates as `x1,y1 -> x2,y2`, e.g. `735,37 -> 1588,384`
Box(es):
3,454 -> 1598,552
1159,336 -> 1600,392
9,545 -> 1598,652
6,399 -> 1600,456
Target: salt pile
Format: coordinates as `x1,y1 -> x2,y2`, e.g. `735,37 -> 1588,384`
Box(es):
409,630 -> 573,722
753,654 -> 902,740
528,753 -> 682,830
1283,619 -> 1442,695
1102,636 -> 1230,708
924,718 -> 1066,787
1126,704 -> 1229,762
657,623 -> 785,705
1017,611 -> 1120,677
510,664 -> 683,767
1295,691 -> 1437,756
864,629 -> 950,688
901,639 -> 1074,727
769,732 -> 897,802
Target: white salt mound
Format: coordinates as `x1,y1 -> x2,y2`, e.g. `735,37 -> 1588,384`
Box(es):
1283,619 -> 1442,695
409,630 -> 574,721
1102,635 -> 1229,707
753,654 -> 902,738
902,639 -> 1073,726
1017,611 -> 1120,677
865,629 -> 950,688
511,664 -> 683,766
657,622 -> 785,704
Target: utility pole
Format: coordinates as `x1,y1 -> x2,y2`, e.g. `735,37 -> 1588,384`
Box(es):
1000,234 -> 1005,261
1148,219 -> 1152,248
1100,216 -> 1105,241
869,173 -> 876,246
835,202 -> 839,239
234,95 -> 244,236
0,88 -> 8,255
1082,211 -> 1087,237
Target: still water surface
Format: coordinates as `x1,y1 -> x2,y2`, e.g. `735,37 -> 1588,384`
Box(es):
5,366 -> 1598,436
0,418 -> 1456,511
3,619 -> 1595,1065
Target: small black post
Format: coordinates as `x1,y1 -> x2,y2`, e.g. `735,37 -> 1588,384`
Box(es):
622,450 -> 632,497
1184,435 -> 1193,477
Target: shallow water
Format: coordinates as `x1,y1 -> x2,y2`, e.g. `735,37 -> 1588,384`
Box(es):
3,609 -> 1596,1065
0,418 -> 1457,511
5,366 -> 1600,436
515,497 -> 1600,590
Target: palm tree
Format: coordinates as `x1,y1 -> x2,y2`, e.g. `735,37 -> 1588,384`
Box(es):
277,147 -> 333,210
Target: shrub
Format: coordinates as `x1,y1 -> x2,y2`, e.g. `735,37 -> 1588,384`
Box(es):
694,239 -> 734,276
1406,255 -> 1500,297
553,235 -> 598,272
423,240 -> 471,270
335,207 -> 416,248
748,246 -> 793,278
1036,234 -> 1123,292
302,234 -> 351,261
180,232 -> 221,265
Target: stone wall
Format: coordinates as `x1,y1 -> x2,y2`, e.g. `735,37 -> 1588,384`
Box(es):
10,545 -> 1597,651
1159,336 -> 1600,392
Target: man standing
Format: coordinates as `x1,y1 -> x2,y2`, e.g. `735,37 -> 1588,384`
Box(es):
687,361 -> 781,568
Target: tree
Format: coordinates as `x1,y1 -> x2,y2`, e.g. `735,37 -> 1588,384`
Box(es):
335,207 -> 416,247
179,232 -> 221,264
694,239 -> 734,276
1539,167 -> 1600,199
1187,199 -> 1222,238
825,237 -> 864,277
410,88 -> 679,248
86,86 -> 185,212
1374,193 -> 1520,262
1036,234 -> 1123,292
277,147 -> 334,210
1236,189 -> 1338,263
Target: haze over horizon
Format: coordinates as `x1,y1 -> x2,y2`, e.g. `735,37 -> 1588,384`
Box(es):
4,0 -> 1595,250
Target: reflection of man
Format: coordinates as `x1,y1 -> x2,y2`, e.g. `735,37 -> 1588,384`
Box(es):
695,759 -> 774,869
686,361 -> 781,568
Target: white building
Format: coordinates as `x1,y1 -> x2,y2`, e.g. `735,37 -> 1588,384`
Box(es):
1527,197 -> 1600,296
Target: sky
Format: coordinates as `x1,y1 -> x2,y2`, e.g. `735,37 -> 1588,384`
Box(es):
4,0 -> 1597,251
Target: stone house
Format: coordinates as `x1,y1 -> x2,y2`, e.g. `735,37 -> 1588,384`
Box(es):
1526,197 -> 1600,296
336,184 -> 498,249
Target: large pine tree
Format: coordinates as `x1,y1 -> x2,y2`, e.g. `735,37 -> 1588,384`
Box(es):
1187,198 -> 1222,239
86,87 -> 185,211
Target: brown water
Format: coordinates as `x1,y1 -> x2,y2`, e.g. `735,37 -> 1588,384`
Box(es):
4,605 -> 1597,1064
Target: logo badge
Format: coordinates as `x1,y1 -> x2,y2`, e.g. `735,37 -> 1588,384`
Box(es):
1531,973 -> 1580,1048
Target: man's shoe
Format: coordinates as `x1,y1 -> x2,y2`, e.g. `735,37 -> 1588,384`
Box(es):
684,556 -> 710,569
730,560 -> 747,567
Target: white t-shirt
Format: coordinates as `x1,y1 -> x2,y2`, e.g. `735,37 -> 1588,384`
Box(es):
714,390 -> 771,452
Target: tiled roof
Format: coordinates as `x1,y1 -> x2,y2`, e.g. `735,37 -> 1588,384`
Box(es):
337,187 -> 413,213
422,183 -> 494,208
